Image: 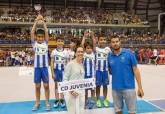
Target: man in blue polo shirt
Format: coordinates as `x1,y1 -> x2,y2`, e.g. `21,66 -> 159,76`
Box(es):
108,36 -> 144,114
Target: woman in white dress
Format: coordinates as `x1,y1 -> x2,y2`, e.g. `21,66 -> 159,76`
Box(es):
63,46 -> 85,114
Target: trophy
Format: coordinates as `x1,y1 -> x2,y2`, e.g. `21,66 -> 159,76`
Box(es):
34,4 -> 42,15
34,4 -> 44,22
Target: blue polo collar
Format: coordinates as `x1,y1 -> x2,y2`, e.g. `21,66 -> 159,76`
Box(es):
111,48 -> 126,56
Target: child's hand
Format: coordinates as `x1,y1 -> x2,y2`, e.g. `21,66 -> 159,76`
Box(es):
36,15 -> 44,21
90,31 -> 94,37
84,31 -> 89,39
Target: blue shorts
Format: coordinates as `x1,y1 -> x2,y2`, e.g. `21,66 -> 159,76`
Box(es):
54,69 -> 64,82
34,67 -> 49,83
96,70 -> 109,86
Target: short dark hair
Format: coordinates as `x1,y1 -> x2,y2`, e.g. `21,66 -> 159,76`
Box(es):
110,35 -> 120,41
36,29 -> 44,35
98,31 -> 106,40
84,40 -> 93,49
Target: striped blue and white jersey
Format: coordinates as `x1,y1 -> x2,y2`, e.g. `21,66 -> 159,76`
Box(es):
83,52 -> 96,78
68,49 -> 75,62
96,47 -> 111,71
51,48 -> 67,71
63,48 -> 75,62
32,41 -> 49,68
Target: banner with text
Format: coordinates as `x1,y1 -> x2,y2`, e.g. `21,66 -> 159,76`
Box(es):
58,78 -> 95,93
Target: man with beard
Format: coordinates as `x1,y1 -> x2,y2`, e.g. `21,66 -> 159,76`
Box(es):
108,36 -> 144,114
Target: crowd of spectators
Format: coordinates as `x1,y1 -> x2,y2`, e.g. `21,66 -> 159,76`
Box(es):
0,7 -> 38,22
0,30 -> 31,44
131,48 -> 165,65
0,30 -> 164,45
0,47 -> 165,67
0,7 -> 147,25
0,49 -> 34,66
0,30 -> 165,66
0,7 -> 164,66
113,32 -> 165,45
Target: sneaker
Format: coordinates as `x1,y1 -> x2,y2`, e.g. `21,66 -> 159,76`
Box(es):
84,102 -> 88,109
45,102 -> 51,111
54,100 -> 59,108
103,99 -> 109,107
60,99 -> 66,108
89,102 -> 94,109
32,103 -> 40,111
96,99 -> 101,108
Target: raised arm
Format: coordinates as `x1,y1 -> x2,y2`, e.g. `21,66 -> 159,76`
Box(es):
81,31 -> 89,48
42,20 -> 49,42
31,21 -> 38,42
31,15 -> 43,42
31,15 -> 49,43
90,31 -> 96,51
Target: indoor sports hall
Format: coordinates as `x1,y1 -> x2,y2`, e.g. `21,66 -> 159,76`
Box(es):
0,0 -> 165,114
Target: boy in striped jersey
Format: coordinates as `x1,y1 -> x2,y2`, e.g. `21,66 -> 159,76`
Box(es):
82,31 -> 110,108
68,39 -> 76,61
51,36 -> 67,108
31,15 -> 50,111
95,34 -> 111,108
83,41 -> 95,109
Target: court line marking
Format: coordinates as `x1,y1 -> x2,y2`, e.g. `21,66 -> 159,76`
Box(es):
143,99 -> 165,112
147,98 -> 165,101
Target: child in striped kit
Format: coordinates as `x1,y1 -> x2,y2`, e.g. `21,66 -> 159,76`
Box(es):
31,15 -> 50,111
83,41 -> 95,109
51,36 -> 67,108
95,34 -> 111,108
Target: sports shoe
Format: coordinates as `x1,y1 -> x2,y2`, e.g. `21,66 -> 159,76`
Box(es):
84,102 -> 88,109
32,103 -> 40,111
45,102 -> 51,111
103,99 -> 109,107
96,99 -> 101,108
54,100 -> 59,108
89,102 -> 94,109
60,99 -> 66,108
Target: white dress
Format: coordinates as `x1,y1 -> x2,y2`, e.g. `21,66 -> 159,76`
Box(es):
63,60 -> 85,114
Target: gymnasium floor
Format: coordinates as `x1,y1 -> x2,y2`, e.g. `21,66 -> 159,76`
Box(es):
0,65 -> 165,114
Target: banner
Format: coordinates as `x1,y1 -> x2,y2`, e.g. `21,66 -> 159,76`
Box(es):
58,78 -> 95,93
